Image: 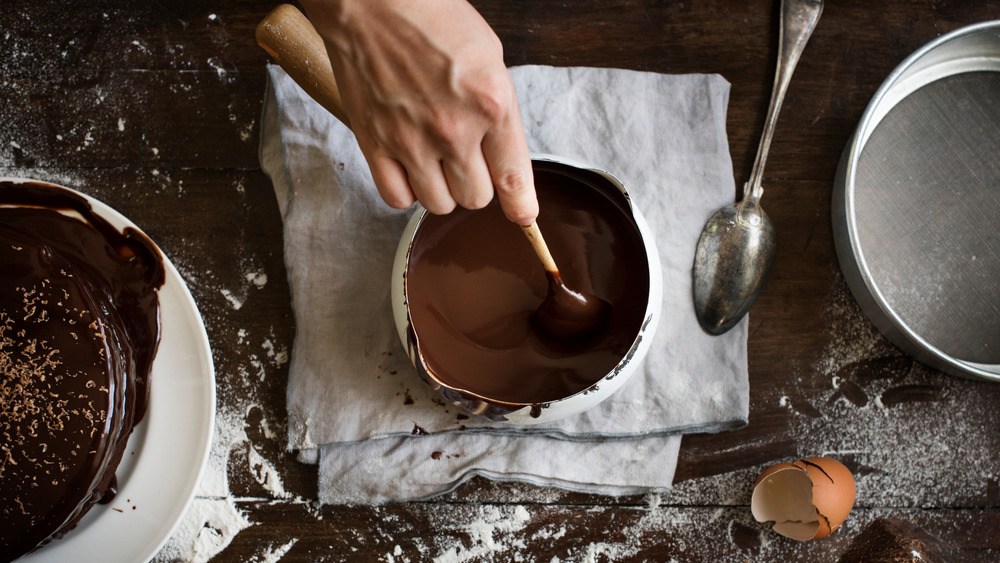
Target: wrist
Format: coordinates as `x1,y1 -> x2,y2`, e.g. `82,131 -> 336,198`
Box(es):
298,0 -> 353,28
300,0 -> 397,28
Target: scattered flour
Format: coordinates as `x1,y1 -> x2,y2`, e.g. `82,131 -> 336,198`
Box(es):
154,245 -> 297,561
248,539 -> 298,563
248,444 -> 290,499
262,337 -> 289,366
220,266 -> 268,311
581,542 -> 637,562
784,282 -> 999,509
155,342 -> 293,561
432,505 -> 531,563
246,270 -> 268,288
220,288 -> 245,310
154,498 -> 252,563
207,56 -> 234,84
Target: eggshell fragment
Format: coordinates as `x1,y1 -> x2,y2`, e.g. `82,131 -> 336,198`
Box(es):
751,456 -> 856,541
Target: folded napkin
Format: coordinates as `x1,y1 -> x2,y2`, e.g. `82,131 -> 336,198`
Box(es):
260,64 -> 748,504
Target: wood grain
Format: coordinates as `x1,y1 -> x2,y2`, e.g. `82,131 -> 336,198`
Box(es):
2,0 -> 999,561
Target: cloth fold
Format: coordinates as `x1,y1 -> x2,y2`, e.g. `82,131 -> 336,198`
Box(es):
260,64 -> 748,504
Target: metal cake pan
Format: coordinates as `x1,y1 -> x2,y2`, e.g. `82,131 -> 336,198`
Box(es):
833,21 -> 1000,382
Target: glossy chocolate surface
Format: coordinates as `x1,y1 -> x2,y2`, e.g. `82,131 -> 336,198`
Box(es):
0,181 -> 163,560
405,162 -> 650,405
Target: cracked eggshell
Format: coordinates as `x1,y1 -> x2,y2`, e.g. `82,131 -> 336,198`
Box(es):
751,457 -> 856,541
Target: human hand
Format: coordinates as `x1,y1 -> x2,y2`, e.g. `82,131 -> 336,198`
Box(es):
299,0 -> 538,225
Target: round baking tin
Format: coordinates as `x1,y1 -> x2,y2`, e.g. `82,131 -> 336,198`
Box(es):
833,21 -> 1000,382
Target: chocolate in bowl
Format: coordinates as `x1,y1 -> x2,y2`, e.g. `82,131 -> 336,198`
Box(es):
392,157 -> 663,424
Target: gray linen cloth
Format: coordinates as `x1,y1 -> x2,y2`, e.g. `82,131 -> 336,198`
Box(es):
260,64 -> 748,504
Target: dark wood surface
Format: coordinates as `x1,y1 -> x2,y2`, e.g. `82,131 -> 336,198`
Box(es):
3,1 -> 999,561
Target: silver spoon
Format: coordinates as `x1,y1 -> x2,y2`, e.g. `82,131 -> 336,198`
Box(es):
693,0 -> 823,335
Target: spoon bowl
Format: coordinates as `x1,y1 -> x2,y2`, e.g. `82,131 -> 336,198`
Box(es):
533,270 -> 611,341
520,221 -> 611,341
693,197 -> 776,335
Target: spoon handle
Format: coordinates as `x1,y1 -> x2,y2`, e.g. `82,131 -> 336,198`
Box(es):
256,4 -> 352,128
744,0 -> 823,202
521,222 -> 560,275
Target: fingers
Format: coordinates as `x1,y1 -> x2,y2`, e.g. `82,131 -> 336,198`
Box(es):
482,98 -> 538,226
341,54 -> 533,219
367,119 -> 536,221
368,153 -> 458,215
361,119 -> 500,216
441,149 -> 495,210
367,155 -> 416,210
306,0 -> 536,220
371,154 -> 495,216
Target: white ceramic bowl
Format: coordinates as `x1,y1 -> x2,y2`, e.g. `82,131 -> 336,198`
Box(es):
390,154 -> 662,424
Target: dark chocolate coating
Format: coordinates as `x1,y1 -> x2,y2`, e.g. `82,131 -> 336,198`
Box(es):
405,162 -> 650,407
0,181 -> 163,561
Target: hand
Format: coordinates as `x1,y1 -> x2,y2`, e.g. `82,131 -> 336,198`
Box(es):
300,0 -> 539,225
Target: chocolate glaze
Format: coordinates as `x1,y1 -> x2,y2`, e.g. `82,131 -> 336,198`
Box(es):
0,181 -> 163,561
405,161 -> 650,408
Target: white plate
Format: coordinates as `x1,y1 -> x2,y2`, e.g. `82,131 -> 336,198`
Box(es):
3,178 -> 217,563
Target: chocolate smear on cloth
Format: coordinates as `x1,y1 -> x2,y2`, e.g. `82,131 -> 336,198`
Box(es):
0,181 -> 163,559
260,65 -> 748,503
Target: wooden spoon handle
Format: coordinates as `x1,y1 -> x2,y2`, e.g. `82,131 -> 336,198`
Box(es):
255,3 -> 352,129
520,222 -> 560,275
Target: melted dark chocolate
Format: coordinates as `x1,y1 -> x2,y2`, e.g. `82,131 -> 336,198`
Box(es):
0,181 -> 163,561
405,162 -> 650,406
531,269 -> 611,341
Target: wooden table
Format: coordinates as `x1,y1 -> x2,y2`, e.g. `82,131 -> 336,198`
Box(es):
3,1 -> 998,561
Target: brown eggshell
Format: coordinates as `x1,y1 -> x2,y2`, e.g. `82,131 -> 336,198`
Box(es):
753,462 -> 801,488
752,456 -> 856,541
797,457 -> 856,538
751,464 -> 818,541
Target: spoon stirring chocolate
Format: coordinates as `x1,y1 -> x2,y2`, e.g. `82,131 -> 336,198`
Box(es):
521,222 -> 610,340
256,4 -> 611,341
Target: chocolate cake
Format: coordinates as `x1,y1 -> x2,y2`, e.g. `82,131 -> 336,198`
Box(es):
0,181 -> 164,561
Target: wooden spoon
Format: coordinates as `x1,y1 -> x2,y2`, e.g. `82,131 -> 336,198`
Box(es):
257,4 -> 611,341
